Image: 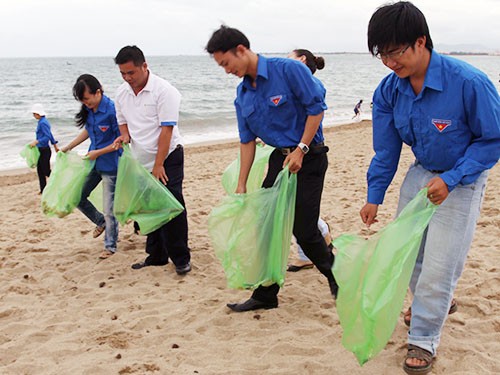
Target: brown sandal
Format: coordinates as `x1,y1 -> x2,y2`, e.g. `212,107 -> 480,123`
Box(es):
403,344 -> 434,374
404,299 -> 458,327
93,225 -> 105,238
99,250 -> 114,259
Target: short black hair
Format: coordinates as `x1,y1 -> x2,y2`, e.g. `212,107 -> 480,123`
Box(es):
114,45 -> 146,66
205,25 -> 250,54
367,1 -> 433,56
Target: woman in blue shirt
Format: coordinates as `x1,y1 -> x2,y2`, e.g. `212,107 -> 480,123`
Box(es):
286,49 -> 332,272
30,103 -> 59,193
61,74 -> 121,259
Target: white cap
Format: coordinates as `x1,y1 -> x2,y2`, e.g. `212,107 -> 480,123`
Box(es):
31,103 -> 46,116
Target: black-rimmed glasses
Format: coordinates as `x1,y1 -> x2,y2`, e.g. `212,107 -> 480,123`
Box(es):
375,44 -> 412,61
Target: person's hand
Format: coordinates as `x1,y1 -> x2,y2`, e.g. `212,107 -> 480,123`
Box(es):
113,134 -> 130,149
360,203 -> 379,227
86,150 -> 99,161
152,164 -> 168,185
283,148 -> 304,174
426,176 -> 449,205
29,141 -> 38,148
60,145 -> 70,153
54,144 -> 60,153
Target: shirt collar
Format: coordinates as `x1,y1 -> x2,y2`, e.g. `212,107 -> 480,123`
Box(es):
242,55 -> 268,90
85,94 -> 108,114
124,69 -> 153,95
96,94 -> 109,114
396,49 -> 443,95
423,50 -> 443,91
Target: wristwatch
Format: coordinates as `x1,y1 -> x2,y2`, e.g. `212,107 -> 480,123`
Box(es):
298,142 -> 309,154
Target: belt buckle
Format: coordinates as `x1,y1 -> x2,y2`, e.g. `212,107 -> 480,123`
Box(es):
282,148 -> 291,155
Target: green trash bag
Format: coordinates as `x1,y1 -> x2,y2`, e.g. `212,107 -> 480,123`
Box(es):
88,182 -> 103,212
332,188 -> 437,365
113,145 -> 184,235
41,151 -> 95,218
221,143 -> 274,194
20,144 -> 40,168
208,167 -> 297,289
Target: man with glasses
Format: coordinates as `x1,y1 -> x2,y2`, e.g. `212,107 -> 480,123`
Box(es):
360,2 -> 499,374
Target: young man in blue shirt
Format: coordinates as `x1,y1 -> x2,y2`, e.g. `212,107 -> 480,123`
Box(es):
361,2 -> 500,374
206,25 -> 338,312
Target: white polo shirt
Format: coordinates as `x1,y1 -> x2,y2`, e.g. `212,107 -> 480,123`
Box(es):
115,71 -> 183,171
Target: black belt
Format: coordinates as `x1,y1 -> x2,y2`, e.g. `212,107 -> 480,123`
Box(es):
415,160 -> 444,174
279,142 -> 326,155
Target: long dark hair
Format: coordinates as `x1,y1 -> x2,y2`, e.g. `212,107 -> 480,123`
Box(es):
73,74 -> 103,128
293,49 -> 325,75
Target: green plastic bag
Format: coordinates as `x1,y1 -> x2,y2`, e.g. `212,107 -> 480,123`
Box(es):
41,151 -> 95,218
88,182 -> 103,212
332,188 -> 437,365
20,144 -> 40,168
221,143 -> 274,194
208,167 -> 297,289
113,145 -> 184,235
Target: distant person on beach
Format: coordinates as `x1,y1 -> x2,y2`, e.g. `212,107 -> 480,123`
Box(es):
61,74 -> 121,260
287,48 -> 332,272
352,99 -> 363,120
206,26 -> 338,312
360,2 -> 500,374
112,45 -> 191,275
30,103 -> 59,193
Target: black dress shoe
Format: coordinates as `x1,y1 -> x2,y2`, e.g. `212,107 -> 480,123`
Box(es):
131,260 -> 167,270
227,298 -> 278,312
175,262 -> 191,275
329,278 -> 339,300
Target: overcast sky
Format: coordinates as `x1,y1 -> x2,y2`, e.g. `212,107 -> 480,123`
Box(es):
1,0 -> 499,57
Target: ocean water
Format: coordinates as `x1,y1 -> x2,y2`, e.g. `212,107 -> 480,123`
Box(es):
1,54 -> 499,171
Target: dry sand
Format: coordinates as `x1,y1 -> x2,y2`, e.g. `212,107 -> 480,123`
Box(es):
1,121 -> 498,374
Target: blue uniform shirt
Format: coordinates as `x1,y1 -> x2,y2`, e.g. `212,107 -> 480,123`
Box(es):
368,50 -> 500,204
85,95 -> 121,173
235,55 -> 327,147
36,117 -> 57,147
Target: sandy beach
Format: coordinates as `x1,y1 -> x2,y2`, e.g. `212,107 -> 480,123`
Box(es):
1,121 -> 498,374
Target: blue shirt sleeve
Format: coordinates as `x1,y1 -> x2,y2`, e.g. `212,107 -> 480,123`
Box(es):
439,76 -> 500,190
37,118 -> 57,146
284,61 -> 327,116
367,79 -> 403,204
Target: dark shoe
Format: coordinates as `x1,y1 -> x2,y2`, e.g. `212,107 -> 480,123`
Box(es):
329,278 -> 339,300
403,344 -> 434,375
227,298 -> 278,312
175,262 -> 191,275
131,260 -> 167,270
287,263 -> 314,272
404,299 -> 457,327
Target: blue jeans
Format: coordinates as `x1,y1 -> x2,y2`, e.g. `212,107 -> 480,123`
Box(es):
77,168 -> 119,252
396,162 -> 488,355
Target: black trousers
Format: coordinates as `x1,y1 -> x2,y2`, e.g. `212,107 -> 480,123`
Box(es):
37,147 -> 51,193
252,148 -> 335,303
144,146 -> 190,267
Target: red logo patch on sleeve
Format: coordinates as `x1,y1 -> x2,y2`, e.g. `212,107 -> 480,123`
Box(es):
431,119 -> 451,132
